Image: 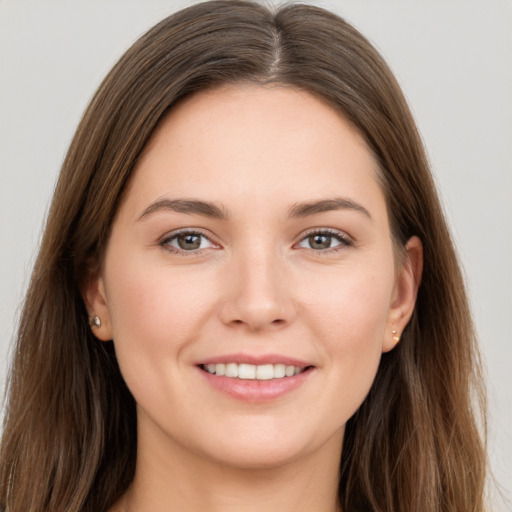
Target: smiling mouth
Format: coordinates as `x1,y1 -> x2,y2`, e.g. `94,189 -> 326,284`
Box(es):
200,363 -> 311,380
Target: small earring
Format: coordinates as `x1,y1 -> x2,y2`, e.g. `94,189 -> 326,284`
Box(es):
90,315 -> 101,328
392,329 -> 400,344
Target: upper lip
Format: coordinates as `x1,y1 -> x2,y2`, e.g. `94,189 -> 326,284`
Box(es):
197,353 -> 313,368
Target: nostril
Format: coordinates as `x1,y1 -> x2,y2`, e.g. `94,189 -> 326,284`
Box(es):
228,318 -> 286,329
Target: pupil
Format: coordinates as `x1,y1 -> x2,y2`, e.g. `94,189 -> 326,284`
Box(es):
310,234 -> 331,249
178,234 -> 201,250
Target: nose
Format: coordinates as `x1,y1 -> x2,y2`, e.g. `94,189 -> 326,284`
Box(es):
218,246 -> 296,331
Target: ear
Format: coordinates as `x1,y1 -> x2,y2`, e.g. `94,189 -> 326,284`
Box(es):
82,273 -> 113,341
382,236 -> 423,352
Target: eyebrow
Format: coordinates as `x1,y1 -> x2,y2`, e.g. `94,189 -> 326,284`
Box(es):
287,197 -> 372,219
136,196 -> 371,222
137,198 -> 228,221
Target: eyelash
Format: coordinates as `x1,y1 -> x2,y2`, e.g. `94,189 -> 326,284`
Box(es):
295,228 -> 353,253
159,228 -> 353,255
159,229 -> 218,256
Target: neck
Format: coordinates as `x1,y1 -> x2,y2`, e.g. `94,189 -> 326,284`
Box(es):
117,424 -> 343,512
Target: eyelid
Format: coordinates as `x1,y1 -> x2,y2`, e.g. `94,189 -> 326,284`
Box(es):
294,227 -> 353,251
157,227 -> 352,255
159,228 -> 221,254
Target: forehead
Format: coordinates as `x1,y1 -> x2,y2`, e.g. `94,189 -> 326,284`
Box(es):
122,84 -> 385,221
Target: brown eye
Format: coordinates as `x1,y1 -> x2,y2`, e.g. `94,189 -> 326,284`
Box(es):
177,233 -> 202,250
308,234 -> 333,250
297,230 -> 349,251
162,231 -> 215,253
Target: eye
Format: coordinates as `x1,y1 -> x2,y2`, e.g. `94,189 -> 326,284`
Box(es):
296,230 -> 352,251
161,230 -> 217,253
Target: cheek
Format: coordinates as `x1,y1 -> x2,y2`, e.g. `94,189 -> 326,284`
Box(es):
103,256 -> 218,384
297,261 -> 394,398
302,264 -> 393,344
108,252 -> 217,329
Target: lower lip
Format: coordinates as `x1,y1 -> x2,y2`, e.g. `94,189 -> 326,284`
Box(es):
198,367 -> 314,402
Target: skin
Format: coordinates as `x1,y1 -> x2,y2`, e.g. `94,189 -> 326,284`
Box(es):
85,84 -> 422,512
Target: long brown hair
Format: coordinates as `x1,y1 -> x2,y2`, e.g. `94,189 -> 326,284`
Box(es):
0,1 -> 487,510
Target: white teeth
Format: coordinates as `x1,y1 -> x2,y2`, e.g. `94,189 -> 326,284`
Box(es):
225,363 -> 238,378
274,364 -> 286,378
238,364 -> 256,379
256,364 -> 274,380
285,365 -> 295,377
203,363 -> 306,380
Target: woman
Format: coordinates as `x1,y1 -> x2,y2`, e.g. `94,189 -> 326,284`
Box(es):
0,1 -> 487,511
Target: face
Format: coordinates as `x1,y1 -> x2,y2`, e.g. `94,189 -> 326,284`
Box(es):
87,84 -> 421,470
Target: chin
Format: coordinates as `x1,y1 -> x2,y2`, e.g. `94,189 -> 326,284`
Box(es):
193,420 -> 342,471
203,443 -> 309,471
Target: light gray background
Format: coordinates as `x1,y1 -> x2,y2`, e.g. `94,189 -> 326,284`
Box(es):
1,0 -> 511,508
